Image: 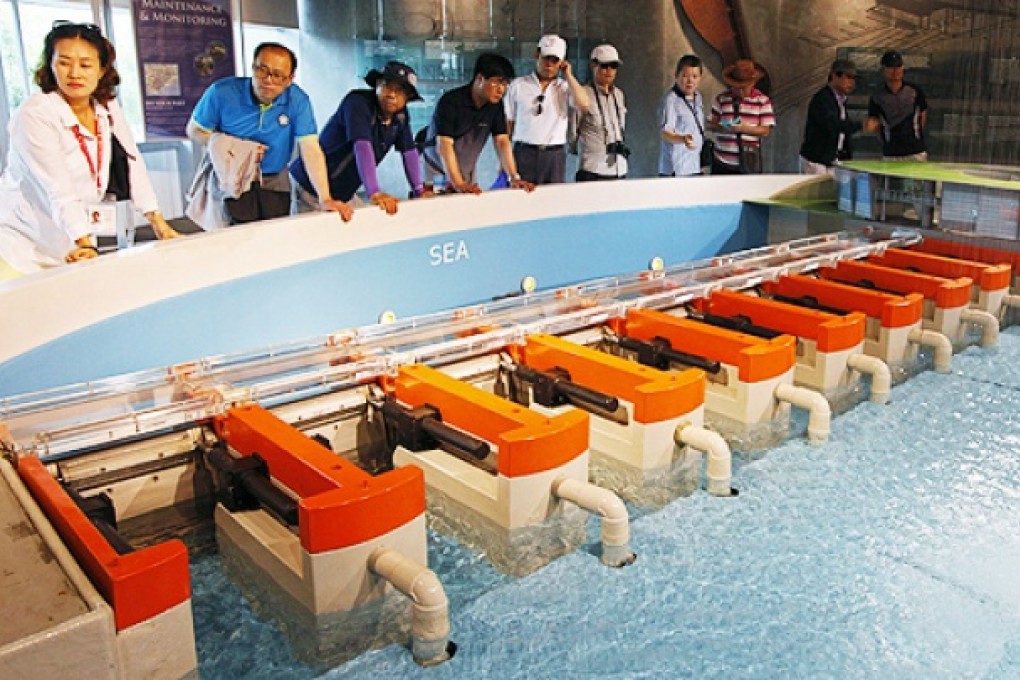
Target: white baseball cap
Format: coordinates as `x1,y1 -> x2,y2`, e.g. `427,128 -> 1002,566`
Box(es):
590,44 -> 621,64
538,34 -> 567,60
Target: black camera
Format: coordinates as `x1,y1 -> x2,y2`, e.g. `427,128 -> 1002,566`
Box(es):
606,141 -> 631,158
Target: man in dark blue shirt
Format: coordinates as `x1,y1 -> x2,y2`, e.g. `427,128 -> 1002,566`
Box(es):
420,53 -> 533,194
290,61 -> 425,215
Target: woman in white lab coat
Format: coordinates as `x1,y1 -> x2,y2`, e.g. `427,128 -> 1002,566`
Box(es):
0,20 -> 178,280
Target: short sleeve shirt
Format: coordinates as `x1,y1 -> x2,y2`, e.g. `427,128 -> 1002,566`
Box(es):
710,88 -> 775,168
504,73 -> 573,145
289,89 -> 415,202
658,88 -> 704,176
190,77 -> 318,175
867,82 -> 927,157
422,83 -> 508,180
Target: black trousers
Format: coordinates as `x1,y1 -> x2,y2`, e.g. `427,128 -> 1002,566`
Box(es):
575,170 -> 626,182
224,179 -> 290,224
710,158 -> 744,175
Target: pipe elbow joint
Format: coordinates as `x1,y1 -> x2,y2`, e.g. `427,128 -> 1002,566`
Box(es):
910,328 -> 953,373
368,547 -> 453,666
774,383 -> 832,445
409,569 -> 448,612
552,477 -> 635,567
674,422 -> 735,496
847,353 -> 892,405
961,308 -> 999,347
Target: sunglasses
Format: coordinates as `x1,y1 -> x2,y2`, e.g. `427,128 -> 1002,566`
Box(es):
535,94 -> 545,115
51,20 -> 102,36
597,62 -> 620,70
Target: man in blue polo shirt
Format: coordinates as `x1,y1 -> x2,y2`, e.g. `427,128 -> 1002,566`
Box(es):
290,61 -> 425,216
419,53 -> 534,194
187,42 -> 352,225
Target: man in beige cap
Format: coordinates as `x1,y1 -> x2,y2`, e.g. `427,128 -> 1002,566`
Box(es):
504,34 -> 590,184
571,43 -> 628,181
708,58 -> 775,174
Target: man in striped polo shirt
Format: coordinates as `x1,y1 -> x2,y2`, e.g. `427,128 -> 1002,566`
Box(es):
708,59 -> 775,174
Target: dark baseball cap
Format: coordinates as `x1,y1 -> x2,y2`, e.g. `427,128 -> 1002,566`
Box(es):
880,50 -> 904,67
365,61 -> 422,101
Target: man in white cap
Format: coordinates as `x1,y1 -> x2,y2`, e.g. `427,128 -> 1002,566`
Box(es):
571,44 -> 628,181
504,34 -> 590,185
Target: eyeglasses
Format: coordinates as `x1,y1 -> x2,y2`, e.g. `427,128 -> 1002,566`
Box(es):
251,62 -> 291,84
253,63 -> 291,84
597,62 -> 620,70
252,62 -> 291,85
535,94 -> 545,115
50,20 -> 102,36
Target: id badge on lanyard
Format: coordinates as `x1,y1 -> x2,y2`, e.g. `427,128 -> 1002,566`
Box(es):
87,202 -> 117,236
73,115 -> 112,232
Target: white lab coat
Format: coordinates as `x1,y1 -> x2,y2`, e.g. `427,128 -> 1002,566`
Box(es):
0,91 -> 160,274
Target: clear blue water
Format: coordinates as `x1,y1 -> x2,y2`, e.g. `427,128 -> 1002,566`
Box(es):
191,328 -> 1020,679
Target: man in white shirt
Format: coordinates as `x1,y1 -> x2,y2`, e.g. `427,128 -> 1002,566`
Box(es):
504,34 -> 590,185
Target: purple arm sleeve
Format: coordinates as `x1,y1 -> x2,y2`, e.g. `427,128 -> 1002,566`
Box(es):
402,149 -> 424,196
354,140 -> 381,197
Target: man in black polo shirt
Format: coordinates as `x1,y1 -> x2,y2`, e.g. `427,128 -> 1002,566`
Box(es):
420,54 -> 535,194
865,50 -> 928,161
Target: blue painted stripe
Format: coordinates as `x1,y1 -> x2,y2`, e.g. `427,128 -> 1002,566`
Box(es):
1,205 -> 751,397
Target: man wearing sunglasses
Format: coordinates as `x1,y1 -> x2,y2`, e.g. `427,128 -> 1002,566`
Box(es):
571,44 -> 629,181
187,42 -> 352,227
799,59 -> 863,175
504,34 -> 590,185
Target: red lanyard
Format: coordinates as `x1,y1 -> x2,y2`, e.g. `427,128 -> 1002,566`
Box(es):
71,112 -> 104,196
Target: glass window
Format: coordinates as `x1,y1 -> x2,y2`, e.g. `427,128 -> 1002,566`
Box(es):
108,0 -> 144,138
2,2 -> 301,136
1,1 -> 28,111
3,0 -> 94,110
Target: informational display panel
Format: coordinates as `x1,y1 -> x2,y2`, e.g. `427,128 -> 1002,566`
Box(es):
133,0 -> 235,138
